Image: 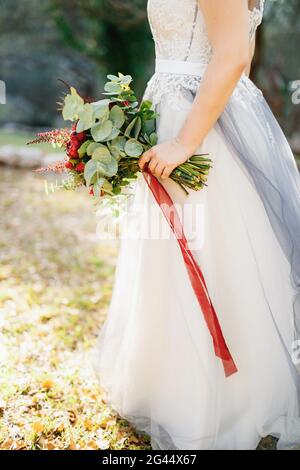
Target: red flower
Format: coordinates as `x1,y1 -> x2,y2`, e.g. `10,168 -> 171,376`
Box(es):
75,162 -> 85,172
67,141 -> 79,159
122,100 -> 130,107
76,131 -> 86,143
65,161 -> 73,170
89,187 -> 94,196
66,127 -> 87,159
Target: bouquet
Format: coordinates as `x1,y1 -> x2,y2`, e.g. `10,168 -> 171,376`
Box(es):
29,73 -> 212,197
28,73 -> 238,378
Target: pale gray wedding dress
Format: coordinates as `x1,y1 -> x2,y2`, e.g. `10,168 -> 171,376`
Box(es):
93,0 -> 300,450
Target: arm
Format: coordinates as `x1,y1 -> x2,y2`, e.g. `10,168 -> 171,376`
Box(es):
245,35 -> 256,77
139,0 -> 250,179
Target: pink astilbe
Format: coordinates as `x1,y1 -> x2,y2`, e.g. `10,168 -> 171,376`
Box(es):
27,128 -> 72,148
34,159 -> 67,174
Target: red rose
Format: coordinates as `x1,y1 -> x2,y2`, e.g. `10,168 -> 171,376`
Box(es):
65,161 -> 73,169
75,162 -> 85,172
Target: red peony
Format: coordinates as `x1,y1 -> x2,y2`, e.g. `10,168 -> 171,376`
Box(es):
75,162 -> 85,172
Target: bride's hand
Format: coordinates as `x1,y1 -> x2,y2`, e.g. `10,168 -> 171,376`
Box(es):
139,138 -> 192,179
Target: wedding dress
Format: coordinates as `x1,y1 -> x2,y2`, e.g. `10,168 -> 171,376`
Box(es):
93,0 -> 300,450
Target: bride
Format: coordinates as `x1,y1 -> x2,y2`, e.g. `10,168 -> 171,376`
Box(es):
93,0 -> 300,450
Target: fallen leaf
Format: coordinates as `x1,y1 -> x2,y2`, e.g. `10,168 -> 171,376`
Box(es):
84,419 -> 93,431
32,422 -> 44,433
41,380 -> 54,390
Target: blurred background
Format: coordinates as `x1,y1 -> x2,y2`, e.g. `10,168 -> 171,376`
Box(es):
0,0 -> 299,142
0,0 -> 299,451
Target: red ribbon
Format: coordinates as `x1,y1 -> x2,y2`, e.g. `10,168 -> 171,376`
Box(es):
143,168 -> 238,378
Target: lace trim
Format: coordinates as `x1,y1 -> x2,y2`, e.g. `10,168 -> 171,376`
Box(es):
143,73 -> 264,112
249,0 -> 265,38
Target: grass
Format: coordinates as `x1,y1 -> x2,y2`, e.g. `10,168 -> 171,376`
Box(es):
0,166 -> 151,450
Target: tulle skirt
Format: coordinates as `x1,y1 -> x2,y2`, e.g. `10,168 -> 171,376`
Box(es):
92,64 -> 300,450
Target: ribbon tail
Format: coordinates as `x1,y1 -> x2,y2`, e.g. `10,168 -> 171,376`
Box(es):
143,169 -> 238,378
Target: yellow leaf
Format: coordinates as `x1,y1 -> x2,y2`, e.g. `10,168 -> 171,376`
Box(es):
69,440 -> 77,450
41,379 -> 54,390
55,423 -> 65,434
33,422 -> 44,433
84,419 -> 93,431
46,442 -> 56,450
87,440 -> 98,450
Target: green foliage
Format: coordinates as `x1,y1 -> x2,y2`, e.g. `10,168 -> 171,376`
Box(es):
62,87 -> 85,121
124,138 -> 144,157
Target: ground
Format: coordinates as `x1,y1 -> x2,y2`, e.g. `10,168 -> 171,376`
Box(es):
0,166 -> 151,450
0,162 -> 281,451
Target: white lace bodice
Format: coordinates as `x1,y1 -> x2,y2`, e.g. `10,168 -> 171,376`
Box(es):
144,0 -> 265,110
147,0 -> 265,63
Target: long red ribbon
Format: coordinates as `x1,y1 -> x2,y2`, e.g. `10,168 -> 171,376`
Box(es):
143,168 -> 238,378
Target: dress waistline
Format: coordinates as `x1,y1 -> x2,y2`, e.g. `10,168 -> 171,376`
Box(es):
155,59 -> 207,76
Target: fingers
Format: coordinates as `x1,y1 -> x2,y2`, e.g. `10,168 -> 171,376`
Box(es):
148,158 -> 158,174
161,166 -> 173,180
139,149 -> 153,170
153,162 -> 166,178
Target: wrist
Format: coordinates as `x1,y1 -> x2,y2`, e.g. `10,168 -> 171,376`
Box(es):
175,135 -> 198,158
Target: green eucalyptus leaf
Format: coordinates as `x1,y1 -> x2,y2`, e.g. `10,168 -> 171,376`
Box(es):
102,179 -> 114,195
93,104 -> 110,123
93,177 -> 105,197
102,127 -> 120,142
84,159 -> 98,186
108,145 -> 121,160
133,117 -> 142,139
96,155 -> 118,177
150,132 -> 158,146
77,104 -> 96,132
124,116 -> 138,137
104,82 -> 123,94
91,120 -> 113,142
124,139 -> 144,157
118,74 -> 132,85
143,119 -> 156,135
109,105 -> 125,128
92,146 -> 111,161
87,142 -> 102,156
111,136 -> 126,152
62,87 -> 85,121
78,140 -> 93,158
107,74 -> 120,82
